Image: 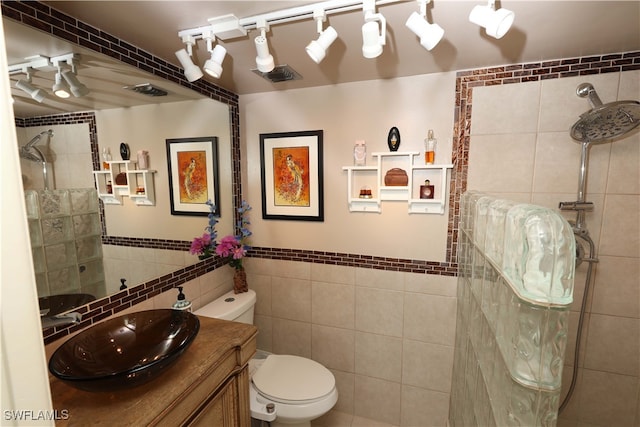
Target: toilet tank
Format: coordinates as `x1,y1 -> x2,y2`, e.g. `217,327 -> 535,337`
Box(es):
195,289 -> 256,324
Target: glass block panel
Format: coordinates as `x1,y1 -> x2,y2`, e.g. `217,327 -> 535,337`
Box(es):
76,236 -> 103,261
35,272 -> 49,298
32,247 -> 46,274
42,217 -> 73,245
45,241 -> 77,269
69,188 -> 99,213
38,189 -> 71,218
47,267 -> 80,295
73,213 -> 101,237
28,219 -> 43,247
450,191 -> 572,427
485,198 -> 518,266
24,190 -> 40,219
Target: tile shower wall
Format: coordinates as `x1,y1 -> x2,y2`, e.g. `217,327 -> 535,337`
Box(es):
466,70 -> 639,427
244,257 -> 457,426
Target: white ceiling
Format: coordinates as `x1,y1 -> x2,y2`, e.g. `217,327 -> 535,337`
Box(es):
5,1 -> 640,117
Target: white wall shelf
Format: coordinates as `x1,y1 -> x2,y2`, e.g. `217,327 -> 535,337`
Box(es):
93,160 -> 156,206
342,151 -> 452,214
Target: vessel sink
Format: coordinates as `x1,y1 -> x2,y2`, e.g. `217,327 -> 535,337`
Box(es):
39,293 -> 95,317
49,309 -> 199,392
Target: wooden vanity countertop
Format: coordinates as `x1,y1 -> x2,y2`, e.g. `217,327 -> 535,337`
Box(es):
49,316 -> 257,426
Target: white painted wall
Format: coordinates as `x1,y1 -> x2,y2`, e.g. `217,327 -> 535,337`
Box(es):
241,72 -> 457,261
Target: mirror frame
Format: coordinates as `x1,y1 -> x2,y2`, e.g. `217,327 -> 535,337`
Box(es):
3,2 -> 241,344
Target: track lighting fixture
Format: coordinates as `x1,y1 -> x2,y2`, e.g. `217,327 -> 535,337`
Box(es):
254,19 -> 275,73
16,72 -> 47,103
362,0 -> 386,59
52,53 -> 90,98
9,53 -> 89,102
52,70 -> 71,98
61,69 -> 90,97
406,0 -> 444,51
175,34 -> 204,82
469,0 -> 515,39
306,10 -> 338,64
202,31 -> 227,79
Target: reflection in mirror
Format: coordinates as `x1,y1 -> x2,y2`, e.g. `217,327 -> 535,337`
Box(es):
4,9 -> 237,328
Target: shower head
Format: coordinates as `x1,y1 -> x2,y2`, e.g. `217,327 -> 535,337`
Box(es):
570,83 -> 640,144
20,129 -> 53,162
23,129 -> 53,150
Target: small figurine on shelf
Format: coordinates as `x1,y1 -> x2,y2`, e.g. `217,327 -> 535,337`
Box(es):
102,147 -> 112,170
120,142 -> 130,160
420,180 -> 435,199
424,130 -> 437,164
387,127 -> 401,151
354,140 -> 366,166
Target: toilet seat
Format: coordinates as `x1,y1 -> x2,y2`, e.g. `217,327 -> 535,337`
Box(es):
252,355 -> 335,403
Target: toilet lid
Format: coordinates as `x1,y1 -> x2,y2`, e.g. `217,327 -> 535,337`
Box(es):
252,355 -> 335,402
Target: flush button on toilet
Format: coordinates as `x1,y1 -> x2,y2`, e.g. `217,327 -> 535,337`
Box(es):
225,297 -> 235,303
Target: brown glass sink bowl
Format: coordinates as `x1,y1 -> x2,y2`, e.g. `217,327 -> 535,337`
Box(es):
49,309 -> 199,392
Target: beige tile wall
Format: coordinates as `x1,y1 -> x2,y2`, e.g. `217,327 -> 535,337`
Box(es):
246,257 -> 457,427
468,69 -> 640,427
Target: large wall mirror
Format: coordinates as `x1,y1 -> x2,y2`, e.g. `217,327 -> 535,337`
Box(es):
4,14 -> 238,323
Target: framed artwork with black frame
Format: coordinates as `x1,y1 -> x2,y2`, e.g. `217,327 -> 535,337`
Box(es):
259,130 -> 324,221
166,136 -> 220,216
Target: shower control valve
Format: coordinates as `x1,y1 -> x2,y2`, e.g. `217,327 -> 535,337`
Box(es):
558,201 -> 594,211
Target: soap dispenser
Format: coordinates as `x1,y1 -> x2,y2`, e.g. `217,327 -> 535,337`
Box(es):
172,286 -> 192,312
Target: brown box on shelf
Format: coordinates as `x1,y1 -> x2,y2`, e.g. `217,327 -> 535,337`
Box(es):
384,168 -> 408,186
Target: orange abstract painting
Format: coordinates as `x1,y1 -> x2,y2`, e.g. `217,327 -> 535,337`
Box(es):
272,146 -> 310,207
178,150 -> 208,203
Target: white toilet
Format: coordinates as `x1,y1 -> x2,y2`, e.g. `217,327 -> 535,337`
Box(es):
195,289 -> 338,427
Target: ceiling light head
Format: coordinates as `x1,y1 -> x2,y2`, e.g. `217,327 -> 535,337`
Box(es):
306,10 -> 338,64
306,26 -> 338,64
15,75 -> 47,103
362,0 -> 386,59
61,69 -> 89,97
175,34 -> 203,82
254,25 -> 275,73
52,71 -> 71,98
203,44 -> 227,78
469,0 -> 515,39
175,48 -> 203,82
406,11 -> 444,51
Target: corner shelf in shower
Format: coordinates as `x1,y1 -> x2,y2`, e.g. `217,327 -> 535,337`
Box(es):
342,151 -> 453,214
93,160 -> 156,206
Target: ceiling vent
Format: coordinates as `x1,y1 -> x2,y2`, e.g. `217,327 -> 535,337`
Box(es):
123,83 -> 168,97
251,65 -> 302,83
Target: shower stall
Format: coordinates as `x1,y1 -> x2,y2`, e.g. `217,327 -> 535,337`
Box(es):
450,80 -> 640,426
18,126 -> 107,314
